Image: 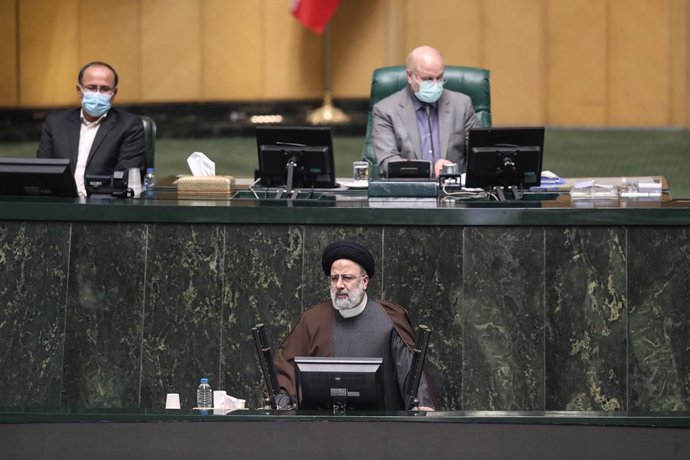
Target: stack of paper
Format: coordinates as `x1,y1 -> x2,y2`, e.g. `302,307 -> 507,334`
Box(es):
620,177 -> 662,197
570,180 -> 618,199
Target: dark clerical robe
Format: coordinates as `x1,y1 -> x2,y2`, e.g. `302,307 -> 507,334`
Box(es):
273,297 -> 435,410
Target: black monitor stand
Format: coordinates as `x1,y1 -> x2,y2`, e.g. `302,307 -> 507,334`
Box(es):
273,157 -> 299,200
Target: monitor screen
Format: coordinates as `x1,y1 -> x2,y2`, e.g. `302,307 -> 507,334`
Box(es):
256,126 -> 337,188
294,356 -> 384,412
466,127 -> 545,189
0,158 -> 78,197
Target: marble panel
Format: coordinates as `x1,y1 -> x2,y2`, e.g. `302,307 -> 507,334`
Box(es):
62,223 -> 147,408
383,226 -> 464,411
140,224 -> 224,410
221,225 -> 304,408
0,222 -> 70,408
628,227 -> 690,411
545,227 -> 627,411
462,227 -> 545,411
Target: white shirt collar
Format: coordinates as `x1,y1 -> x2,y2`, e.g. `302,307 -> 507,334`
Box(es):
80,109 -> 108,126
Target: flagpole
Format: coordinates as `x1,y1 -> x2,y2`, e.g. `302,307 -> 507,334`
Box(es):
306,25 -> 350,125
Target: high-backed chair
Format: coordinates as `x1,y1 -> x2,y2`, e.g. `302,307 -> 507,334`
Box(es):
361,65 -> 492,178
140,115 -> 157,170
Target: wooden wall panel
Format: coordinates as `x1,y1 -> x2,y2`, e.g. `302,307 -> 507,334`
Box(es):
547,0 -> 607,125
609,0 -> 671,125
261,0 -> 322,100
331,0 -> 389,98
141,0 -> 201,102
0,0 -> 18,107
79,0 -> 142,103
201,0 -> 262,101
670,0 -> 688,126
484,0 -> 545,125
383,0 -> 406,66
19,0 -> 79,107
404,0 -> 483,67
4,0 -> 690,127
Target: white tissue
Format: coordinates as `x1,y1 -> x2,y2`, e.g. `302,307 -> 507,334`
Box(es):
212,392 -> 246,412
224,395 -> 246,411
187,152 -> 216,176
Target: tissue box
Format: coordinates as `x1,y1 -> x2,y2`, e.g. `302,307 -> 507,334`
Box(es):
177,176 -> 235,195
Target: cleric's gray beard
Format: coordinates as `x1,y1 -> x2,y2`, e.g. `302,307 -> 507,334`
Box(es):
330,282 -> 365,310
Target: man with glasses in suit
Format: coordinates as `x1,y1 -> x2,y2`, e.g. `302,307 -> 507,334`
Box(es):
273,240 -> 435,411
372,45 -> 479,178
37,61 -> 145,197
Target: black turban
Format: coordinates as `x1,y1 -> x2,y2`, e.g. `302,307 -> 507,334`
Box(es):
321,240 -> 375,278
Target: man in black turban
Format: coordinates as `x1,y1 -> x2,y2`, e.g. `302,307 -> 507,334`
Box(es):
273,240 -> 435,411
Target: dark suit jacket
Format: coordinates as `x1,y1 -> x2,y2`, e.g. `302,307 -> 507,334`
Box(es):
372,87 -> 479,176
36,107 -> 145,176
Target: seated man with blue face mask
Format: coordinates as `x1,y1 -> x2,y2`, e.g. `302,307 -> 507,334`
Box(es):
371,46 -> 479,178
37,61 -> 145,197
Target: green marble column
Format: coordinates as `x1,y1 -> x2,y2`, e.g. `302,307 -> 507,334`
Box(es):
221,224 -> 304,408
0,222 -> 70,408
61,223 -> 147,408
628,227 -> 690,410
140,224 -> 225,409
545,227 -> 626,411
382,226 -> 464,410
462,227 -> 545,411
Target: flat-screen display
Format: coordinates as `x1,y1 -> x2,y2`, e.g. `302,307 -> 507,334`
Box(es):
255,126 -> 337,188
466,127 -> 545,189
0,158 -> 78,197
294,356 -> 384,412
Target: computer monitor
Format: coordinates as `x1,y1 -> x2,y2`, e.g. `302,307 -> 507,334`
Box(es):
294,357 -> 384,412
465,127 -> 544,189
0,158 -> 78,197
256,126 -> 337,189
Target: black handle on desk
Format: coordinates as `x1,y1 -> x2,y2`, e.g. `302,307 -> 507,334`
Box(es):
405,324 -> 431,411
252,323 -> 280,410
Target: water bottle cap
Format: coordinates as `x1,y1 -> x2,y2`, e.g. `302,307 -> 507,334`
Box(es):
146,167 -> 154,173
200,378 -> 209,384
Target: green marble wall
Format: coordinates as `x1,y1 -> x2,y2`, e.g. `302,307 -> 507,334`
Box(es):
1,222 -> 688,412
0,222 -> 70,408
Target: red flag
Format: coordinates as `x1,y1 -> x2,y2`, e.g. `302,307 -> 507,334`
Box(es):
291,0 -> 341,34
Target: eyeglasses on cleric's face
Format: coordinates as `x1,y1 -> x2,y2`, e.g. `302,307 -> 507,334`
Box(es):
328,274 -> 366,285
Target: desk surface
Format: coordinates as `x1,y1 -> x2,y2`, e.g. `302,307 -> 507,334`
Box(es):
2,407 -> 690,428
3,409 -> 689,460
0,176 -> 689,226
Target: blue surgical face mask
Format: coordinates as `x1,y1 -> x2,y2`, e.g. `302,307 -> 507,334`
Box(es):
81,91 -> 112,117
413,74 -> 445,104
415,79 -> 444,104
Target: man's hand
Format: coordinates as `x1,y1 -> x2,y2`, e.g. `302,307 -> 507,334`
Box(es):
434,159 -> 454,178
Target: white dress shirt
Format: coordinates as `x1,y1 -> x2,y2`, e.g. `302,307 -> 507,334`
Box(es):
75,110 -> 107,197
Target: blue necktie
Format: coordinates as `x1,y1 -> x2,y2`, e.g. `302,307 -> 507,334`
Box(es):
424,104 -> 435,163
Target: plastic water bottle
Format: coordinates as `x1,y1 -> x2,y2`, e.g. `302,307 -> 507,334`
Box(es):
143,167 -> 155,191
197,378 -> 212,408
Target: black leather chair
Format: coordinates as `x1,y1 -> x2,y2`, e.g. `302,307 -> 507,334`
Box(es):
361,65 -> 492,178
140,115 -> 156,170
